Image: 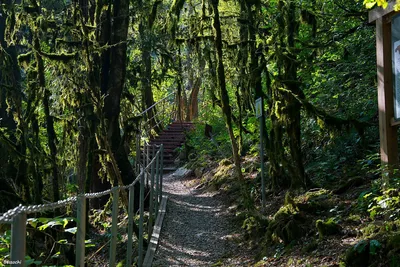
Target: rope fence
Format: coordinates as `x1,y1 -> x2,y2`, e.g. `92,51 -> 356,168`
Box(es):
0,144 -> 164,267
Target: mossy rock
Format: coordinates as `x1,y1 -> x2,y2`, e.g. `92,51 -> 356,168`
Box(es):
267,205 -> 306,245
294,189 -> 335,213
213,159 -> 234,184
316,218 -> 341,238
241,212 -> 269,240
219,158 -> 232,166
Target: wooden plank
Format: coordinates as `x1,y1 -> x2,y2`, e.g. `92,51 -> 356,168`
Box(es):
391,117 -> 400,126
376,17 -> 399,170
143,195 -> 168,267
369,1 -> 396,23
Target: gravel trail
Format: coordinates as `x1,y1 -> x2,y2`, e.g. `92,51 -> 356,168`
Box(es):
153,172 -> 252,266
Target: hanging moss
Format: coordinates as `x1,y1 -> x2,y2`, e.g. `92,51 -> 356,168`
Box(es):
17,51 -> 33,67
39,51 -> 76,62
171,0 -> 185,18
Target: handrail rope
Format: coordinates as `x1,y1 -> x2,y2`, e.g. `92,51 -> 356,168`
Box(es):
0,149 -> 161,223
137,92 -> 174,117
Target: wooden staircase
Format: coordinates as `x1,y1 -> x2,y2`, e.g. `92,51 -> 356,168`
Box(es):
145,121 -> 194,172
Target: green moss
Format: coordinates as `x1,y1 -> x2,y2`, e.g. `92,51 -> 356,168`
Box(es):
316,218 -> 341,238
219,158 -> 232,167
294,189 -> 335,213
267,205 -> 306,245
361,224 -> 380,238
346,214 -> 361,223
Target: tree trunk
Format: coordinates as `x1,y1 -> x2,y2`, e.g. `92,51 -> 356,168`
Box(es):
34,38 -> 60,202
210,0 -> 243,180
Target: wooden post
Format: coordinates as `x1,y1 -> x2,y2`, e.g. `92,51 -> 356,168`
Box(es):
126,185 -> 135,267
155,149 -> 160,217
148,145 -> 155,237
75,195 -> 86,267
159,144 -> 164,203
11,212 -> 26,267
376,16 -> 399,180
138,170 -> 145,267
109,187 -> 119,267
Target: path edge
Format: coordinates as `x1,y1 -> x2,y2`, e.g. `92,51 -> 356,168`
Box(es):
143,195 -> 168,267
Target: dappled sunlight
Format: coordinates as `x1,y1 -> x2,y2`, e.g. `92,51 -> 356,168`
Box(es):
153,173 -> 241,266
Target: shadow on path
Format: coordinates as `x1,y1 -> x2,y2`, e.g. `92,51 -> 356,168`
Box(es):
153,173 -> 248,266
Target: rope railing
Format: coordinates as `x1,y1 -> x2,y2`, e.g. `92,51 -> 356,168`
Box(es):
138,92 -> 176,136
0,144 -> 164,267
135,93 -> 175,185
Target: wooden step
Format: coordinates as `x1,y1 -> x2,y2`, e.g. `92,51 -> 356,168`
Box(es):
150,136 -> 185,142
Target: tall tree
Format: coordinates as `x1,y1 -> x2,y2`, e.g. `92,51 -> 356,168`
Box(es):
210,0 -> 243,179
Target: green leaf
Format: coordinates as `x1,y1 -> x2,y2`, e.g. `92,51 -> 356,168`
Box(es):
51,251 -> 61,258
65,227 -> 77,234
369,239 -> 381,255
27,218 -> 38,228
365,2 -> 376,8
57,239 -> 68,244
354,240 -> 368,253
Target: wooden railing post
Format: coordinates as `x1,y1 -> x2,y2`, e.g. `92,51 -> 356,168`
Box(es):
136,133 -> 141,176
146,144 -> 150,186
148,145 -> 156,237
159,144 -> 164,203
11,211 -> 26,267
75,195 -> 86,267
109,187 -> 119,266
138,170 -> 145,267
155,148 -> 160,217
126,184 -> 135,267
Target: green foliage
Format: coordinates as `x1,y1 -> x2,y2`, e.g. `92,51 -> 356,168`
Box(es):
360,188 -> 400,220
0,217 -> 79,266
186,122 -> 232,168
363,0 -> 400,9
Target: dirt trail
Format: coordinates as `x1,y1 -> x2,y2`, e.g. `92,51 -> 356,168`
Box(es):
153,172 -> 253,266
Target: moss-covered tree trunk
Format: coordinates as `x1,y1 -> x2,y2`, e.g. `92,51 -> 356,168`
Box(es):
139,1 -> 162,130
33,35 -> 60,202
210,0 -> 243,180
0,1 -> 27,208
269,0 -> 308,190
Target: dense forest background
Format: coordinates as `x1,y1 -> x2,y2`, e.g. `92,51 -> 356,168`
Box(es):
1,0 -> 400,265
0,0 -> 377,208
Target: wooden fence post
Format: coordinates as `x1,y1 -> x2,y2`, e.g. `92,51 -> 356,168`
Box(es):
11,211 -> 26,267
126,184 -> 135,267
75,195 -> 86,267
109,187 -> 119,266
138,170 -> 145,267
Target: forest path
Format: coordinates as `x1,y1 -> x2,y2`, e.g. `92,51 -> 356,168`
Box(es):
152,171 -> 253,266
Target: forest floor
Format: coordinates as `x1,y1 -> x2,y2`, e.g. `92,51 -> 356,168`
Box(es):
150,156 -> 400,267
153,170 -> 255,266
